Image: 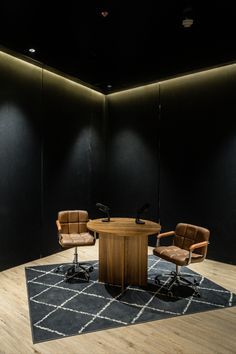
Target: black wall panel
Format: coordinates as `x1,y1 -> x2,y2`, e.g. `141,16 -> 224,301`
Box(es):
0,52 -> 105,269
42,71 -> 105,256
159,66 -> 236,264
106,84 -> 160,234
1,49 -> 236,268
0,52 -> 42,270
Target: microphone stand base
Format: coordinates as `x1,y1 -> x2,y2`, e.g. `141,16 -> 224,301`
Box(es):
135,219 -> 145,224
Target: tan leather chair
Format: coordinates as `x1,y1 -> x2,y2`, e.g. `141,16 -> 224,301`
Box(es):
56,210 -> 96,281
153,223 -> 210,297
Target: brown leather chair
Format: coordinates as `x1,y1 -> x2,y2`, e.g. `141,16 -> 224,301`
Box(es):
56,210 -> 96,281
153,223 -> 210,297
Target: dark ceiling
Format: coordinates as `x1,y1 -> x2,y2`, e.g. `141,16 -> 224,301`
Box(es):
1,0 -> 236,93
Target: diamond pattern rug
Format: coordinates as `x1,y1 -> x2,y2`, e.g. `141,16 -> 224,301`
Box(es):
25,255 -> 236,343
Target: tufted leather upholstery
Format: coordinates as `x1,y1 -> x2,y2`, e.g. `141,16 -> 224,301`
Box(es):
153,223 -> 210,297
57,210 -> 95,248
153,223 -> 210,266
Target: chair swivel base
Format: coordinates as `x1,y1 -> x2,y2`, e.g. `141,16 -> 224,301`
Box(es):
55,263 -> 94,282
155,271 -> 200,298
65,263 -> 94,282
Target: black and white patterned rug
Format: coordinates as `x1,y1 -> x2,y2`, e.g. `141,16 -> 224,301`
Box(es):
25,255 -> 236,343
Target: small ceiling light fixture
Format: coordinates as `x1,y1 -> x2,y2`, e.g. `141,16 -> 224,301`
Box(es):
101,10 -> 109,18
107,84 -> 112,89
182,4 -> 194,28
182,17 -> 194,28
28,48 -> 36,53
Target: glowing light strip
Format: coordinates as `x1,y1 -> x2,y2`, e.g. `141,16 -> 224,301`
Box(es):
1,48 -> 236,97
0,50 -> 41,70
0,50 -> 103,97
108,62 -> 236,96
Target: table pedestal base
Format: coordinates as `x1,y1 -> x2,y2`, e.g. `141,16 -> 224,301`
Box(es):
99,233 -> 148,290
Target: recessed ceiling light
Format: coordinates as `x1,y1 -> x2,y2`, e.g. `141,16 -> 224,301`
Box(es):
107,84 -> 112,89
29,48 -> 36,53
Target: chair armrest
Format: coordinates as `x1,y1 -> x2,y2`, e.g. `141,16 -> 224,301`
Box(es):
157,231 -> 175,239
156,231 -> 175,246
56,220 -> 61,232
187,241 -> 209,264
189,241 -> 209,252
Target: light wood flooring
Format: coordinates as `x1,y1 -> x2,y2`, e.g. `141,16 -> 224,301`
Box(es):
0,241 -> 235,354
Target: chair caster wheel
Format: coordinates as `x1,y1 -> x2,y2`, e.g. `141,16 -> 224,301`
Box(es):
154,277 -> 161,285
65,274 -> 72,282
88,266 -> 94,272
167,291 -> 173,297
84,273 -> 90,281
65,267 -> 75,278
55,265 -> 64,273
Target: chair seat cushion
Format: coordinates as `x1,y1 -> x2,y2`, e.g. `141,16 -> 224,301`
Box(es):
153,245 -> 203,266
59,232 -> 95,247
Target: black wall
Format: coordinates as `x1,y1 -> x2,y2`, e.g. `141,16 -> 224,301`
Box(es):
1,50 -> 236,269
107,65 -> 236,264
0,52 -> 105,270
159,66 -> 236,264
0,52 -> 42,269
42,71 -> 105,255
106,85 -> 160,225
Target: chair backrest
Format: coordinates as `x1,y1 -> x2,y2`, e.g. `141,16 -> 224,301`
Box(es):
58,210 -> 89,234
174,223 -> 210,257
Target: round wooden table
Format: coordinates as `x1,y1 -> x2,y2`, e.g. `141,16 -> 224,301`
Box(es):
87,218 -> 161,290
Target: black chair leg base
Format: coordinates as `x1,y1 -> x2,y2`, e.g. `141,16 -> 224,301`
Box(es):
65,265 -> 90,282
155,272 -> 201,298
165,290 -> 173,297
154,276 -> 161,285
54,262 -> 93,282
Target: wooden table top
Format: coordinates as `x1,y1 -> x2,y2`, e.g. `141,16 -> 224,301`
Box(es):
87,217 -> 161,237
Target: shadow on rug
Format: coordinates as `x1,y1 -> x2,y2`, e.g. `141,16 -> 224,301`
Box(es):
25,255 -> 236,343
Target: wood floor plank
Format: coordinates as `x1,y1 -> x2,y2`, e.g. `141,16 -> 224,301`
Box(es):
0,241 -> 235,354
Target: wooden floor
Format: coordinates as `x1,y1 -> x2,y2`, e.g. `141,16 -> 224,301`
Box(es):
0,241 -> 235,354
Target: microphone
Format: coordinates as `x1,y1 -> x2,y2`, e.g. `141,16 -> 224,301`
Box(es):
96,202 -> 110,222
135,203 -> 150,224
96,203 -> 110,212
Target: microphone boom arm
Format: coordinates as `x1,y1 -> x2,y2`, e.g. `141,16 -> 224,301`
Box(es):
96,202 -> 110,222
135,203 -> 150,224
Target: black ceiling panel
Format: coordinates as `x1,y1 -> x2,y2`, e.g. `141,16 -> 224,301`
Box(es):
1,0 -> 236,92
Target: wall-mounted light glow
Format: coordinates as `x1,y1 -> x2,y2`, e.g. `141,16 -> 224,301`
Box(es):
28,48 -> 36,53
107,62 -> 236,96
107,83 -> 158,98
0,50 -> 41,71
0,49 -> 103,96
44,69 -> 104,97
